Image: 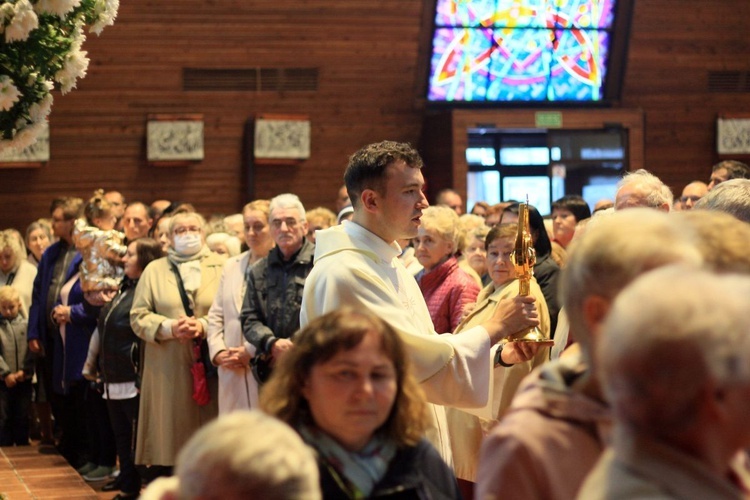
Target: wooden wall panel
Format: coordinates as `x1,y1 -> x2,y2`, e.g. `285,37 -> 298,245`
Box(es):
2,0 -> 750,233
0,0 -> 427,232
620,0 -> 750,193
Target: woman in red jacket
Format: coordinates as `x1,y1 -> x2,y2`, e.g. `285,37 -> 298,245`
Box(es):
414,205 -> 480,333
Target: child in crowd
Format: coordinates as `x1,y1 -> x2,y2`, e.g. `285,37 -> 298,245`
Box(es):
73,190 -> 127,380
0,286 -> 34,446
73,189 -> 126,294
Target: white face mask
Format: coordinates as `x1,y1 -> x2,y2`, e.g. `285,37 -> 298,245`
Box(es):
173,233 -> 203,255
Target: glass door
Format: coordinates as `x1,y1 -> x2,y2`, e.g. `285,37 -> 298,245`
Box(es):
466,128 -> 627,215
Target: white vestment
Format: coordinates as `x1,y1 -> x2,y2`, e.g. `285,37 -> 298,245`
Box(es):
301,222 -> 492,464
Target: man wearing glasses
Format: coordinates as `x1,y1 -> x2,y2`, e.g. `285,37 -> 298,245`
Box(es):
679,180 -> 708,210
240,193 -> 314,368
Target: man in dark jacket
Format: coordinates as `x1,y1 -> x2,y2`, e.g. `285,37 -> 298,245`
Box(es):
241,193 -> 314,366
27,197 -> 86,459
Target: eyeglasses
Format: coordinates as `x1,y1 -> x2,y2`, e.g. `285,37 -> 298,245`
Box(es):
173,226 -> 201,235
270,218 -> 299,230
680,195 -> 701,203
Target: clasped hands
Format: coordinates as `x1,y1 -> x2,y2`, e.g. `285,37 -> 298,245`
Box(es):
4,370 -> 24,388
213,347 -> 251,370
171,314 -> 204,342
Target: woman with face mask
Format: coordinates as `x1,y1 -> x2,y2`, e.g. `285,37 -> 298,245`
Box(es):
130,212 -> 226,479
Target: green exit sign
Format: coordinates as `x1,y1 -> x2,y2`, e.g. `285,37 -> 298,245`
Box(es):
535,111 -> 563,128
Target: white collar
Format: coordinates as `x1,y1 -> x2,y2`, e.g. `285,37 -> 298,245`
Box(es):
343,221 -> 402,263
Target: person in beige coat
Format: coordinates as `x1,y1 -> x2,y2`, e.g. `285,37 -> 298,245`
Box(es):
447,223 -> 550,486
130,212 -> 225,473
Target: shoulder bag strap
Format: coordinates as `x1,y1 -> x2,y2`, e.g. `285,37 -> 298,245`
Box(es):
168,260 -> 194,317
167,260 -> 204,362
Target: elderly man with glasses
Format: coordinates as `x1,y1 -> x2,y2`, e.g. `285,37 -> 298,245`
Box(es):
240,193 -> 314,376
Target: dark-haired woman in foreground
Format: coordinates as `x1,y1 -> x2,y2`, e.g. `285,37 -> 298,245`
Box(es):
261,309 -> 461,499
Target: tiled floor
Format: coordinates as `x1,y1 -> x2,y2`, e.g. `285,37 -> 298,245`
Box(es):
0,444 -> 117,500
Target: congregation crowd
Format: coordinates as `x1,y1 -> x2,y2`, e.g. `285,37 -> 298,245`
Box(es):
1,141 -> 750,499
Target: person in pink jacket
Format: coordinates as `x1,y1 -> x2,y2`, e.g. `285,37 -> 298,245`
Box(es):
414,205 -> 479,333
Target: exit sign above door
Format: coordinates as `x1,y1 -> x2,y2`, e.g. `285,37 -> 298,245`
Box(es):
535,111 -> 563,128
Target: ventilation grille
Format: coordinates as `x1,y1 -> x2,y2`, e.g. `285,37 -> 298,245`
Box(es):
183,68 -> 319,91
708,71 -> 750,93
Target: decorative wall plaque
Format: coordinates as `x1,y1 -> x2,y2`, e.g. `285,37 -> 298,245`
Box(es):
147,115 -> 204,164
0,123 -> 50,167
717,116 -> 750,155
254,114 -> 310,164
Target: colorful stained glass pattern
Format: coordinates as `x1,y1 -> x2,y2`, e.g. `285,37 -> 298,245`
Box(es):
428,0 -> 615,102
435,0 -> 615,28
435,0 -> 498,27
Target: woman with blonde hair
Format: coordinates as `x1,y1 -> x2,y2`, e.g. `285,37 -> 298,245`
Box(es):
414,206 -> 480,333
0,229 -> 37,316
262,308 -> 460,499
206,202 -> 272,415
242,199 -> 274,266
305,206 -> 336,244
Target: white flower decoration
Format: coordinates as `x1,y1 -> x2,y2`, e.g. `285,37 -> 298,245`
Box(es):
55,48 -> 89,94
89,0 -> 119,35
5,0 -> 39,43
34,0 -> 82,19
28,92 -> 54,122
0,0 -> 118,152
0,76 -> 22,112
0,3 -> 15,33
11,120 -> 46,151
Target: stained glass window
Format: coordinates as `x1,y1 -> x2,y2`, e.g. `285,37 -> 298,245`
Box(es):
427,0 -> 617,103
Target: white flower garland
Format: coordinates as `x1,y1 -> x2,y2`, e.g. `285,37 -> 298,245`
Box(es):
0,0 -> 119,153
